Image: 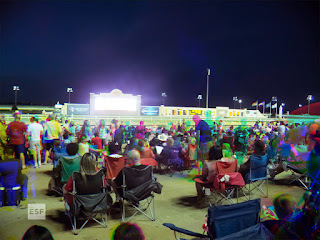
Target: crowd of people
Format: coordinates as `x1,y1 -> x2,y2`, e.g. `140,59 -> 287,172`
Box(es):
0,110 -> 320,238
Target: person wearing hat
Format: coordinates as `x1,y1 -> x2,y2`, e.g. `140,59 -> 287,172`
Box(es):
6,111 -> 27,169
26,116 -> 43,168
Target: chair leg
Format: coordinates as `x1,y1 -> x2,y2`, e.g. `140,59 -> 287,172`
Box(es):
121,200 -> 125,222
73,215 -> 78,235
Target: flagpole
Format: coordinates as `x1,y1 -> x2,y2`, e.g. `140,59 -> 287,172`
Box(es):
270,104 -> 271,117
263,102 -> 265,114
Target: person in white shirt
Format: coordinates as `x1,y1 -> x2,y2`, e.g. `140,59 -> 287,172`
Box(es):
27,116 -> 43,168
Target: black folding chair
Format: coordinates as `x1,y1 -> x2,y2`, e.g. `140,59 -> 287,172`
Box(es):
163,199 -> 269,239
120,165 -> 162,222
65,172 -> 112,235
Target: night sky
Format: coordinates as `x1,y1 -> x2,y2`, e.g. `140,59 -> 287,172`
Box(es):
1,0 -> 319,112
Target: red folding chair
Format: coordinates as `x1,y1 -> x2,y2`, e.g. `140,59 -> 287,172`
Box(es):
211,160 -> 245,205
103,155 -> 126,180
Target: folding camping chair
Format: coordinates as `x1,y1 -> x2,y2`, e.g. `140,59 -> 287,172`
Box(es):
65,172 -> 112,235
120,165 -> 162,222
49,155 -> 81,196
245,155 -> 268,199
103,154 -> 125,180
163,199 -> 272,240
210,160 -> 245,205
287,152 -> 310,190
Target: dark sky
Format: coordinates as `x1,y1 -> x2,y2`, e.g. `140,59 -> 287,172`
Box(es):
1,0 -> 319,112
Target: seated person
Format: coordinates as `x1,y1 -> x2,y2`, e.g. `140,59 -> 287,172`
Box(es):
222,142 -> 233,158
112,150 -> 147,205
136,140 -> 155,159
238,140 -> 267,180
91,132 -> 103,150
156,137 -> 186,169
273,193 -> 296,220
78,134 -> 90,156
63,153 -> 105,208
112,222 -> 145,240
149,133 -> 161,147
22,225 -> 54,240
51,139 -> 67,167
55,143 -> 81,184
263,191 -> 320,239
0,147 -> 28,203
269,139 -> 309,179
194,145 -> 228,200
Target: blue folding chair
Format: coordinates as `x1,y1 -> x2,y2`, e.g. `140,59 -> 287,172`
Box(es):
245,155 -> 268,199
163,199 -> 264,239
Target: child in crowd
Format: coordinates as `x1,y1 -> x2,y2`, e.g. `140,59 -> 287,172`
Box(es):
112,222 -> 145,240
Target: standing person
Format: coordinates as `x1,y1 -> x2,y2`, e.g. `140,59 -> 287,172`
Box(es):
97,119 -> 111,147
6,111 -> 27,169
193,115 -> 212,167
0,114 -> 7,160
80,120 -> 93,141
136,121 -> 146,140
43,115 -> 62,165
0,147 -> 29,203
27,116 -> 43,168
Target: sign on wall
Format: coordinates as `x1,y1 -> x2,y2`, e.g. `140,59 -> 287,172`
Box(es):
189,110 -> 202,115
67,104 -> 90,115
140,106 -> 159,116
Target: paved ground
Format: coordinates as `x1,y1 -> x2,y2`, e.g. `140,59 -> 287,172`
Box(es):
0,163 -> 307,240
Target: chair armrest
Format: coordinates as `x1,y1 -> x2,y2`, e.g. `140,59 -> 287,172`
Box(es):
163,223 -> 208,239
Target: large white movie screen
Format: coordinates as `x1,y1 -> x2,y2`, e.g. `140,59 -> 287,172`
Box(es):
95,96 -> 137,111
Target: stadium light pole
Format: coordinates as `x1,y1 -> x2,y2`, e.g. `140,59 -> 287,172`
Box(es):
239,99 -> 242,109
233,96 -> 238,109
67,87 -> 73,103
272,96 -> 277,117
13,85 -> 20,106
197,94 -> 202,107
307,95 -> 312,115
162,92 -> 167,106
206,68 -> 210,108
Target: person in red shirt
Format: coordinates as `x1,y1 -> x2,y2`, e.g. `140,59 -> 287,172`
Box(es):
91,132 -> 102,150
6,111 -> 27,169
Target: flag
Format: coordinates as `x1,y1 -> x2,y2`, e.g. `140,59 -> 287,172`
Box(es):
252,101 -> 258,107
259,101 -> 265,107
266,102 -> 271,108
272,103 -> 277,109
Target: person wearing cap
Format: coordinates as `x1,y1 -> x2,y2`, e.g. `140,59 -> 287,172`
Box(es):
6,111 -> 27,169
0,114 -> 7,160
26,116 -> 43,168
